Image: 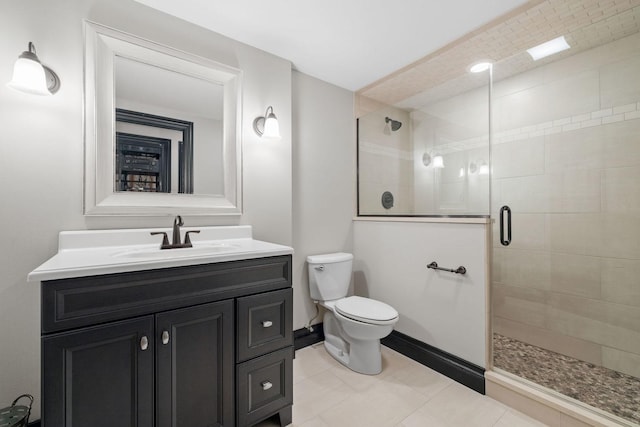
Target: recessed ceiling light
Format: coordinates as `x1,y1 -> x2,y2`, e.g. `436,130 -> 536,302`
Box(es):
527,36 -> 570,61
469,61 -> 492,73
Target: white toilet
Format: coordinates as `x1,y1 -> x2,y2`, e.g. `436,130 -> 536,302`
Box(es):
307,252 -> 399,375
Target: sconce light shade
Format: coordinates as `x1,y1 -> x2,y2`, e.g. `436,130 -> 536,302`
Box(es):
479,161 -> 490,175
253,106 -> 281,140
263,111 -> 280,139
7,42 -> 60,96
433,155 -> 445,168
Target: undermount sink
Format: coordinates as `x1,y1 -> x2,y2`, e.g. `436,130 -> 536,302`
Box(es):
112,243 -> 241,259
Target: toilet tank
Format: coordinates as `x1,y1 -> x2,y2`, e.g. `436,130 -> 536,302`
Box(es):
306,252 -> 353,302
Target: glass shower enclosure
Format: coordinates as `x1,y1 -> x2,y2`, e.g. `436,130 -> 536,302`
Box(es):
490,26 -> 640,426
356,3 -> 640,423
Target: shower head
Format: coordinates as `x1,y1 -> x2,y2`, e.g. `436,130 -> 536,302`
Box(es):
385,117 -> 402,131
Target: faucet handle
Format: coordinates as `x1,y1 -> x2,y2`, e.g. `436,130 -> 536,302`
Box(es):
184,230 -> 201,247
150,232 -> 170,249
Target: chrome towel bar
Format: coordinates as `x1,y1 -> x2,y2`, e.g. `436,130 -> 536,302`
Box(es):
427,261 -> 466,275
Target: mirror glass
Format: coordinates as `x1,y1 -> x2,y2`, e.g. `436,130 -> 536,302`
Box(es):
84,22 -> 242,216
115,56 -> 224,195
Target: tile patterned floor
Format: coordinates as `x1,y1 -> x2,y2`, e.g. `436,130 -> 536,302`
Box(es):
256,343 -> 548,427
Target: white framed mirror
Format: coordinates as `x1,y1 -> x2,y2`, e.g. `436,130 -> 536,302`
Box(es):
84,21 -> 242,216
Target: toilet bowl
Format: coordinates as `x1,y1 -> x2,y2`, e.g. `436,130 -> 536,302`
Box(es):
307,253 -> 399,375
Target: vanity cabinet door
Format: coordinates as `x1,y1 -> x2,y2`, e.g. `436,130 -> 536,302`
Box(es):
42,316 -> 154,427
155,300 -> 234,427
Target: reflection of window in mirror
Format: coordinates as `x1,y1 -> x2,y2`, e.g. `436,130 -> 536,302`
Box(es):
114,56 -> 225,195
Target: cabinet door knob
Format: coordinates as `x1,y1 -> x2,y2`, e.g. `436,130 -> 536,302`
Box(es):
262,320 -> 273,328
261,381 -> 273,391
162,330 -> 170,345
140,336 -> 149,351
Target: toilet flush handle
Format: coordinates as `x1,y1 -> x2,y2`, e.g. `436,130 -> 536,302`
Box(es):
314,265 -> 324,271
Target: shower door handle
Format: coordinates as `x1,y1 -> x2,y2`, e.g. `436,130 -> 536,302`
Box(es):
500,205 -> 512,246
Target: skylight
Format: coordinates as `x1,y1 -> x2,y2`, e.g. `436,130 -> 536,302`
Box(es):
527,36 -> 570,61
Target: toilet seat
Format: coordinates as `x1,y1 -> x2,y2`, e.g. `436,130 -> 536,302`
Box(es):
334,296 -> 398,326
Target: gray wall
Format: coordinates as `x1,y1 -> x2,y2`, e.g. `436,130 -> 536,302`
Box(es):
291,71 -> 355,329
0,0 -> 292,418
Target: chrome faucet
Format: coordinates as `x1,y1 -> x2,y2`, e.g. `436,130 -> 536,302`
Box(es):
151,215 -> 200,249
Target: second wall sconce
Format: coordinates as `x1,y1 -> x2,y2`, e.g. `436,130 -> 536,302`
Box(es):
7,42 -> 60,96
422,152 -> 444,168
253,106 -> 281,140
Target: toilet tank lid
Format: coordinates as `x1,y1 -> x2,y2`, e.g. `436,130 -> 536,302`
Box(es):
307,252 -> 353,264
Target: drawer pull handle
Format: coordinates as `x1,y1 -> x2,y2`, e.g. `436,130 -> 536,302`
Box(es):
262,320 -> 273,328
261,381 -> 273,391
162,330 -> 170,345
140,336 -> 149,351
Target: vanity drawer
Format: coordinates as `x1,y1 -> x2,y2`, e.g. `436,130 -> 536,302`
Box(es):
236,346 -> 293,427
236,288 -> 293,362
41,256 -> 291,333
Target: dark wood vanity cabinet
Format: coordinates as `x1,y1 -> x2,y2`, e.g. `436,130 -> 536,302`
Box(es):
43,316 -> 156,427
41,255 -> 293,427
156,300 -> 234,427
236,290 -> 293,426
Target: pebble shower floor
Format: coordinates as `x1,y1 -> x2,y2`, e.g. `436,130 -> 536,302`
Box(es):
493,334 -> 640,425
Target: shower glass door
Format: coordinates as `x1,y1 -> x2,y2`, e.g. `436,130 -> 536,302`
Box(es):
490,26 -> 640,425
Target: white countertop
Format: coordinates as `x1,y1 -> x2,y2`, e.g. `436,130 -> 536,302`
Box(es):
28,225 -> 293,282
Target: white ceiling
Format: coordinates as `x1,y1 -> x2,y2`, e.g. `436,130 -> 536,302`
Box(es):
115,56 -> 224,119
134,0 -> 530,91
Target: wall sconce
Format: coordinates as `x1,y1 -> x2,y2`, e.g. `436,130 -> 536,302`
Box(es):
478,161 -> 490,175
468,160 -> 489,175
422,152 -> 444,168
7,42 -> 60,96
253,106 -> 281,140
468,161 -> 478,174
